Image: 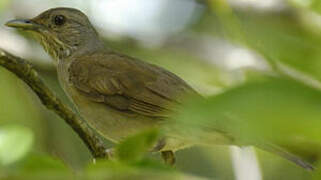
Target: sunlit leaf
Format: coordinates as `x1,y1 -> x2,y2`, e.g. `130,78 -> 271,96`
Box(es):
0,0 -> 9,11
0,125 -> 33,165
289,0 -> 321,15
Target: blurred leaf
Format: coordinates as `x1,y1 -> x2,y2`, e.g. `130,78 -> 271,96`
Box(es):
16,154 -> 70,172
86,159 -> 206,180
0,0 -> 9,11
198,3 -> 321,85
241,13 -> 321,81
86,160 -> 136,179
289,0 -> 321,15
115,129 -> 159,162
2,153 -> 74,180
207,0 -> 245,43
173,75 -> 321,146
0,125 -> 33,165
86,159 -> 172,177
0,69 -> 43,128
313,161 -> 321,180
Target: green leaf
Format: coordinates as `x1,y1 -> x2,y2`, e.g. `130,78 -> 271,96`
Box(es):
0,0 -> 9,11
289,0 -> 321,15
85,159 -> 205,180
0,125 -> 33,165
115,129 -> 159,162
17,154 -> 70,172
3,154 -> 73,180
173,76 -> 321,146
197,4 -> 321,85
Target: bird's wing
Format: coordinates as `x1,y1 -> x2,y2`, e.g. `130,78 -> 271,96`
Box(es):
69,51 -> 198,118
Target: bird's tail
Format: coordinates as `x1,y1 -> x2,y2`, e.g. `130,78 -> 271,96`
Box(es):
255,142 -> 315,171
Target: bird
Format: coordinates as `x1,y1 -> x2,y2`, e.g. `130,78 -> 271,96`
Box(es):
5,7 -> 314,169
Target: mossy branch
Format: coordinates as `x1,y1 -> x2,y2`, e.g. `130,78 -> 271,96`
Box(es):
0,48 -> 108,159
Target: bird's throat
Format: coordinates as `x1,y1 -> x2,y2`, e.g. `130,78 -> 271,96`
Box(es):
35,32 -> 76,62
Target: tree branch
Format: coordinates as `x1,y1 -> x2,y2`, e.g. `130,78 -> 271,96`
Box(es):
0,48 -> 108,158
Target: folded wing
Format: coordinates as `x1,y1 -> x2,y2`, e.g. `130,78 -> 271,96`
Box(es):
69,51 -> 198,118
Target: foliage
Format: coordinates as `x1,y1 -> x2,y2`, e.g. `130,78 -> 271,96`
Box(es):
0,128 -> 204,180
2,0 -> 321,179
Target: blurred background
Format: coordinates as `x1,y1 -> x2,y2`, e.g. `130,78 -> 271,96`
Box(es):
2,0 -> 321,179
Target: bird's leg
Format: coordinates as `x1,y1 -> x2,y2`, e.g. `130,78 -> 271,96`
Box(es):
161,150 -> 176,166
92,148 -> 114,164
105,148 -> 115,160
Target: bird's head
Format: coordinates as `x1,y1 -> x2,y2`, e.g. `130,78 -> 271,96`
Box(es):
6,7 -> 102,61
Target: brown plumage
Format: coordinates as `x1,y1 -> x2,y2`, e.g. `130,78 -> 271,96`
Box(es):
68,51 -> 197,118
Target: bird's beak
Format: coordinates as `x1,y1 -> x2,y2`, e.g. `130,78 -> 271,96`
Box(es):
5,19 -> 43,31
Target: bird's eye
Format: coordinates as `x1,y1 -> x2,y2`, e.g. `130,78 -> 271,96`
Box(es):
54,15 -> 66,26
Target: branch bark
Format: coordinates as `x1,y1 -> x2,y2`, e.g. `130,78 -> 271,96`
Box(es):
0,48 -> 108,158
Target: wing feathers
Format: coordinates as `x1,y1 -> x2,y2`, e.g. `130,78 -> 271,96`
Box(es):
69,51 -> 198,118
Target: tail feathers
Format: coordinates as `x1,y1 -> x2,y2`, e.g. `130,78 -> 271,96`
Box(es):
256,142 -> 315,171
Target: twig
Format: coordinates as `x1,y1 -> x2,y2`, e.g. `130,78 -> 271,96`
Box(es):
0,48 -> 108,158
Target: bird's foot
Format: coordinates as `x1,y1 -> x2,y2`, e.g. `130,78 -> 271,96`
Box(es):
161,150 -> 176,166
